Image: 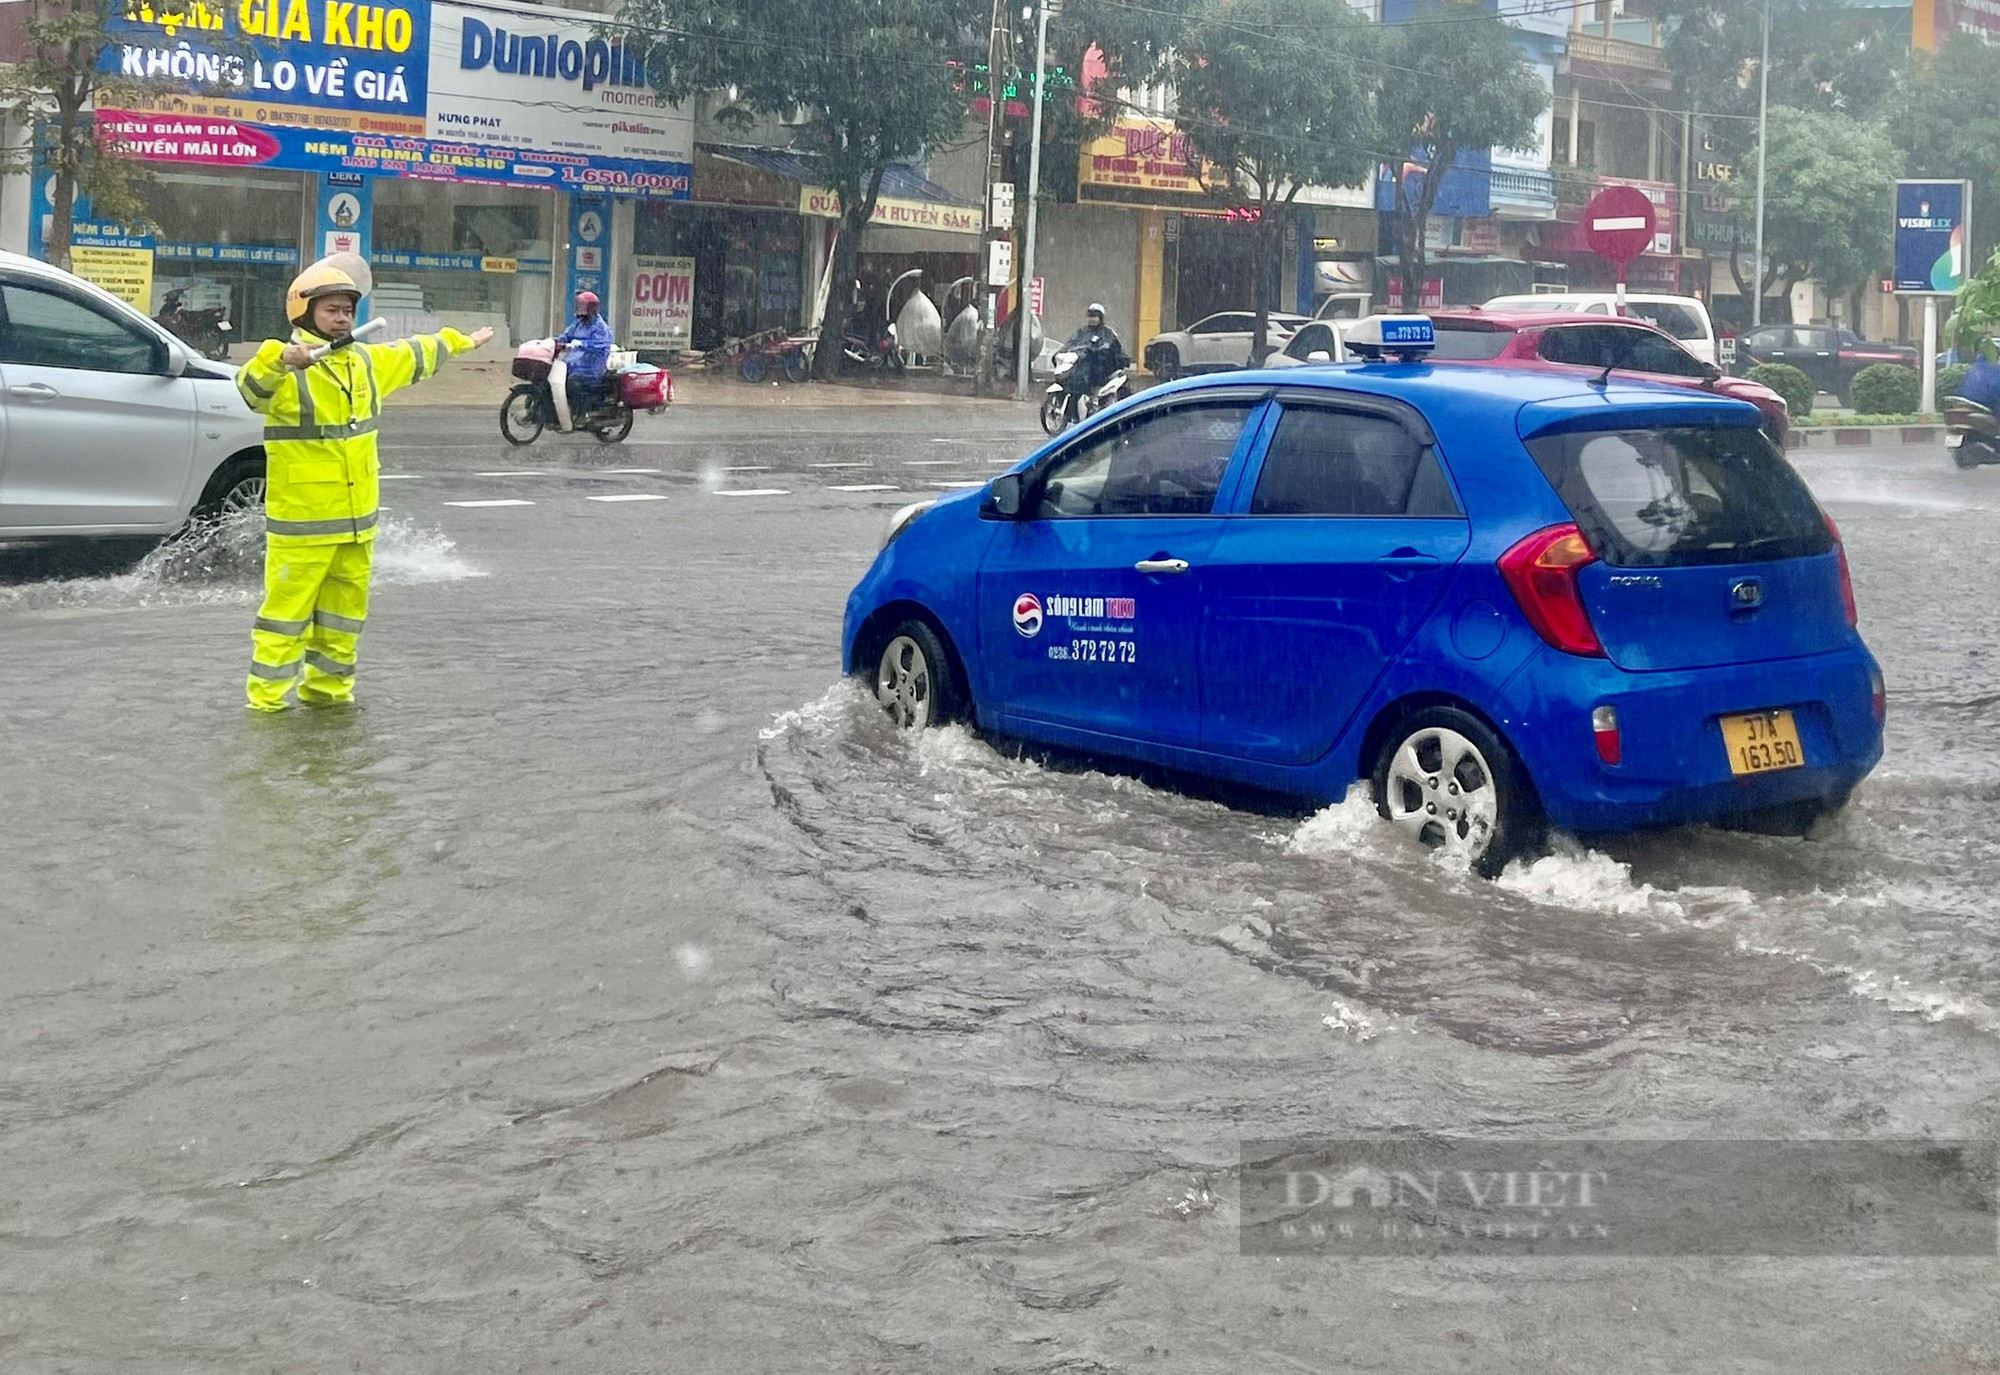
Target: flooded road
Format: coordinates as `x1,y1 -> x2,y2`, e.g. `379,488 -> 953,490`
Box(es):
3,407 -> 1997,1372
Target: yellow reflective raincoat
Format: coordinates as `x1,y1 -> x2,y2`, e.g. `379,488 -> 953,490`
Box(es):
235,325 -> 474,709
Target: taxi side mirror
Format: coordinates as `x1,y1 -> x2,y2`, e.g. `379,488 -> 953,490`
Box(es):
984,471 -> 1026,519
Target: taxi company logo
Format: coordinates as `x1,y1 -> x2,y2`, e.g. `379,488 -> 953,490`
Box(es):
1043,595 -> 1136,620
1013,592 -> 1043,637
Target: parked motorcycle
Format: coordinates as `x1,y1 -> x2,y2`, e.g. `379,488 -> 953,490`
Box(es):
1040,350 -> 1132,435
841,322 -> 904,374
501,339 -> 671,446
155,290 -> 232,360
1943,395 -> 2000,468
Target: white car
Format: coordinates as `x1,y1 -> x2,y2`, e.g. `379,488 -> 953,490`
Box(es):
0,250 -> 265,548
1480,292 -> 1718,365
1263,319 -> 1348,367
1143,310 -> 1310,380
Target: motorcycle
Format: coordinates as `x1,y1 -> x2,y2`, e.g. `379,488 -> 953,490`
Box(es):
155,291 -> 232,360
500,339 -> 671,446
1040,349 -> 1132,435
841,322 -> 903,374
1943,395 -> 2000,468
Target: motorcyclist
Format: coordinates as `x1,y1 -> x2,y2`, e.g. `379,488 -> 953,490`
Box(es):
1061,303 -> 1127,396
1954,351 -> 2000,411
555,290 -> 614,418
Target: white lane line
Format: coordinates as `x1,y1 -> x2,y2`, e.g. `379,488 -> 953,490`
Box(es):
600,467 -> 662,473
930,481 -> 984,489
808,461 -> 871,469
586,493 -> 669,503
828,483 -> 899,492
445,499 -> 535,508
714,488 -> 791,497
475,470 -> 544,477
903,459 -> 959,466
379,473 -> 423,481
723,465 -> 770,472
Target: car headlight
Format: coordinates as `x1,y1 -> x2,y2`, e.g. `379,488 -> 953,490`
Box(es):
881,499 -> 935,550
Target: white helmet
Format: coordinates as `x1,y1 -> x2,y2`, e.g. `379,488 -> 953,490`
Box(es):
1086,302 -> 1107,319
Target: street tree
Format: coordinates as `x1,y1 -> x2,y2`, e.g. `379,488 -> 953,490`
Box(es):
1894,36 -> 2000,269
1167,0 -> 1378,364
1376,3 -> 1545,317
1657,0 -> 1900,149
0,0 -> 163,270
621,0 -> 986,378
1734,106 -> 1900,323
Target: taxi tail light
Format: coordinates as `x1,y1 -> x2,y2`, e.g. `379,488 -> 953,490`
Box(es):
1498,523 -> 1605,657
1592,705 -> 1622,765
1827,514 -> 1857,626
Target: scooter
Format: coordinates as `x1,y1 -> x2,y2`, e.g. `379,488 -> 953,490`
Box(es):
501,339 -> 671,446
1942,395 -> 2000,468
155,290 -> 232,360
1040,350 -> 1132,435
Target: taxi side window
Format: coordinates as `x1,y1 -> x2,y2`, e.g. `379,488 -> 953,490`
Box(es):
1249,407 -> 1460,517
1036,402 -> 1252,518
0,281 -> 160,375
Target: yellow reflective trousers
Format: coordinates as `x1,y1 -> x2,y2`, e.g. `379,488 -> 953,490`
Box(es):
235,325 -> 472,709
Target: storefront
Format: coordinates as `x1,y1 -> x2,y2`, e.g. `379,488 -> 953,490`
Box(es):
34,0 -> 693,348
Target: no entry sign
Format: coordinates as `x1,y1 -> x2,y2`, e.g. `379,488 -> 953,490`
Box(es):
1584,186 -> 1657,265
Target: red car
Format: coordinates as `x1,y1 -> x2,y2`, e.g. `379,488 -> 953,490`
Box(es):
1421,310 -> 1792,444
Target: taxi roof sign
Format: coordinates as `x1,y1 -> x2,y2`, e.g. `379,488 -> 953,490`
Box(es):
1345,314 -> 1436,359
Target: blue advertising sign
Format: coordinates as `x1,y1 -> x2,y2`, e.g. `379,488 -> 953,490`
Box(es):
566,195 -> 609,307
1893,180 -> 1970,294
1375,147 -> 1493,220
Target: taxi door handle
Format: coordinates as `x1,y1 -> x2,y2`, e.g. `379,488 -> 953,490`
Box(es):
1134,558 -> 1190,575
7,382 -> 58,402
1377,548 -> 1439,581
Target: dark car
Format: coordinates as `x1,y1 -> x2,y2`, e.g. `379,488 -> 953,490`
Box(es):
1734,326 -> 1916,405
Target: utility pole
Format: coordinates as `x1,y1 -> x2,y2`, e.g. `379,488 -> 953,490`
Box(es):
1015,0 -> 1058,402
1751,0 -> 1770,328
975,0 -> 1011,395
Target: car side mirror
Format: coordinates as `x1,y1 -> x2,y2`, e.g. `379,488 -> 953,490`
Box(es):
161,343 -> 186,377
1307,350 -> 1332,364
984,471 -> 1027,519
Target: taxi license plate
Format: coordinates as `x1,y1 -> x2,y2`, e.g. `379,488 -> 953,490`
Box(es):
1721,709 -> 1804,776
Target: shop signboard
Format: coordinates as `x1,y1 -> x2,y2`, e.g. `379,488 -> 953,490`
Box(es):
315,172 -> 373,259
97,0 -> 692,199
567,196 -> 609,306
628,255 -> 694,351
1078,117 -> 1221,209
71,245 -> 156,310
1894,179 -> 1970,293
798,187 -> 981,234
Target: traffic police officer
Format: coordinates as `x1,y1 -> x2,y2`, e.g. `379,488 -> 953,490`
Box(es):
236,256 -> 493,710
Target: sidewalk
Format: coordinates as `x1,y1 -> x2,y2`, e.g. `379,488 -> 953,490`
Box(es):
386,357 -> 1023,409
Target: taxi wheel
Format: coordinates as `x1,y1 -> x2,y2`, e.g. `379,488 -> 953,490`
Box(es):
1373,707 -> 1536,878
873,620 -> 963,730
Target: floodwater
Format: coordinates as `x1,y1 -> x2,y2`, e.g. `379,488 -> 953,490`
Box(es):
2,410 -> 1997,1372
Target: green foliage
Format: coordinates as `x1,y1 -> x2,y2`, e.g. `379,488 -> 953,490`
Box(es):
1737,107 -> 1902,301
1376,2 -> 1545,313
1167,0 -> 1377,361
1938,362 -> 1972,400
1893,37 -> 2000,270
1946,246 -> 2000,360
1848,362 -> 1920,415
1746,363 -> 1816,418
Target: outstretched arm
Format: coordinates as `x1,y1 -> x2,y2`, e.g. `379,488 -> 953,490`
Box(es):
365,326 -> 495,397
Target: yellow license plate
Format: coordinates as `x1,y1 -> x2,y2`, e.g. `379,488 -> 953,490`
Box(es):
1720,709 -> 1805,776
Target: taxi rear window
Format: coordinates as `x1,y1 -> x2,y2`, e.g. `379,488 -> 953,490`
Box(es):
1525,426 -> 1831,568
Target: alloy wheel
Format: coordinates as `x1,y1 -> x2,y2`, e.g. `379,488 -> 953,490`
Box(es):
875,634 -> 934,729
1381,725 -> 1502,861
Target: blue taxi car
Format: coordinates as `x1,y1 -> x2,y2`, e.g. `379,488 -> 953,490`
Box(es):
843,316 -> 1883,873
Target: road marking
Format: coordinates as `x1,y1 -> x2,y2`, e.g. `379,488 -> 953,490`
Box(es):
445,499 -> 535,508
475,470 -> 544,477
723,465 -> 770,472
829,483 -> 899,492
808,461 -> 871,469
714,488 -> 790,497
903,459 -> 960,466
600,467 -> 662,474
587,493 -> 669,503
379,473 -> 422,481
931,480 -> 984,489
